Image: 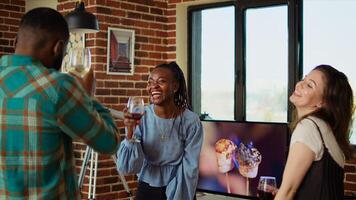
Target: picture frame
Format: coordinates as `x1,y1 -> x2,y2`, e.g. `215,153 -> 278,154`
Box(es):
107,27 -> 135,75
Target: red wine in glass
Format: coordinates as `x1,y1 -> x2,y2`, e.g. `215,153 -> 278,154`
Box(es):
127,97 -> 145,121
130,113 -> 143,120
257,190 -> 274,200
257,176 -> 276,200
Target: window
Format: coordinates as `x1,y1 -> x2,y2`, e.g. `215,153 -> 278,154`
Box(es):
189,1 -> 293,122
245,6 -> 288,122
303,0 -> 356,144
190,5 -> 235,120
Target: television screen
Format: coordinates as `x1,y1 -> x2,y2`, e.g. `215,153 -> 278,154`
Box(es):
197,121 -> 288,198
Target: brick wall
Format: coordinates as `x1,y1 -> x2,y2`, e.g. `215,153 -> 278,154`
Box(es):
1,0 -> 356,199
57,0 -> 170,199
0,0 -> 25,55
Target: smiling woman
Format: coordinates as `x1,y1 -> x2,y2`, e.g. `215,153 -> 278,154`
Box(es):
116,62 -> 204,200
275,65 -> 353,200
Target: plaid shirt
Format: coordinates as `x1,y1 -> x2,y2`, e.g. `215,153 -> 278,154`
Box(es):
0,55 -> 119,199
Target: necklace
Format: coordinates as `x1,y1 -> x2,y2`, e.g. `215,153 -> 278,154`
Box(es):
155,107 -> 177,141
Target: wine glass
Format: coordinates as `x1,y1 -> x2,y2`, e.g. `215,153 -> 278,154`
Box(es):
126,97 -> 144,142
127,96 -> 145,120
257,176 -> 277,200
67,47 -> 91,77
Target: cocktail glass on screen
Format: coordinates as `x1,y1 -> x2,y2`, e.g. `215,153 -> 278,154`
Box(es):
257,176 -> 277,200
67,47 -> 91,77
127,96 -> 144,140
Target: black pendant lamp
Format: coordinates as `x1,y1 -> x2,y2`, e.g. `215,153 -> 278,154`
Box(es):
65,1 -> 99,34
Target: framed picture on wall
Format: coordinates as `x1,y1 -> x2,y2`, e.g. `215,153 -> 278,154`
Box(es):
107,27 -> 135,75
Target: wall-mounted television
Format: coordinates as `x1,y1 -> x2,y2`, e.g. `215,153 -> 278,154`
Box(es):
197,121 -> 289,199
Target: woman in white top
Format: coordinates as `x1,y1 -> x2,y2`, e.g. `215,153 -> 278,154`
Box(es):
275,65 -> 353,200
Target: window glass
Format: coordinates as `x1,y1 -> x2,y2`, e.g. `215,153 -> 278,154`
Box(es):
191,6 -> 235,120
245,6 -> 288,122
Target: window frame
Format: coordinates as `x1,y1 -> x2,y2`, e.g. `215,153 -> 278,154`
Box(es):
187,0 -> 301,122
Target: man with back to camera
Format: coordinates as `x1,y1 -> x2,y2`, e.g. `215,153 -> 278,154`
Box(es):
0,7 -> 120,199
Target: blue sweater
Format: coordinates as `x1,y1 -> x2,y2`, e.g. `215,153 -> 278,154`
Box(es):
117,104 -> 203,200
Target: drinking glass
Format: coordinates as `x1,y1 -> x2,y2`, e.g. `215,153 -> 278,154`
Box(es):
127,96 -> 145,120
126,97 -> 144,142
67,47 -> 91,77
257,176 -> 277,200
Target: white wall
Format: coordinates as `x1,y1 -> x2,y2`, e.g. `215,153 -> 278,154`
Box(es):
26,0 -> 57,12
175,0 -> 230,76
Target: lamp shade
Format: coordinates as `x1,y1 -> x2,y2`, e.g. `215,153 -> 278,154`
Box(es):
65,1 -> 99,34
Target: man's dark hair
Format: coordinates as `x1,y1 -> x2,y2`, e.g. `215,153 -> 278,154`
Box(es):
18,7 -> 69,50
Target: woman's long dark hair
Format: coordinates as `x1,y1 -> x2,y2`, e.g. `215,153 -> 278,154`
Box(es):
292,65 -> 354,159
155,61 -> 190,110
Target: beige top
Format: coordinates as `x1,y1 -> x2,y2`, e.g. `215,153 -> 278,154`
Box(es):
290,116 -> 345,168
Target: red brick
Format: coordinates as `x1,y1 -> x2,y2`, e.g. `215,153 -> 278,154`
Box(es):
169,0 -> 182,3
0,11 -> 9,17
121,18 -> 135,26
156,30 -> 167,37
149,22 -> 163,29
4,5 -> 21,12
96,88 -> 111,95
140,44 -> 154,51
148,38 -> 161,45
111,89 -> 127,96
135,82 -> 147,88
4,18 -> 20,25
134,20 -> 149,28
121,2 -> 135,10
150,7 -> 163,15
167,9 -> 176,16
0,25 -> 9,31
136,5 -> 149,13
134,66 -> 149,73
346,174 -> 356,182
167,46 -> 176,51
97,6 -> 112,14
9,11 -> 22,19
104,97 -> 119,104
112,9 -> 125,17
136,36 -> 149,43
166,53 -> 176,59
119,82 -> 134,88
345,182 -> 356,191
141,29 -> 155,36
345,165 -> 356,173
128,11 -> 141,19
167,38 -> 176,45
127,89 -> 141,96
346,158 -> 356,164
167,24 -> 176,31
107,0 -> 120,8
0,0 -> 10,4
155,16 -> 167,23
127,74 -> 142,81
167,16 -> 176,23
136,51 -> 148,58
142,13 -> 154,21
149,52 -> 162,59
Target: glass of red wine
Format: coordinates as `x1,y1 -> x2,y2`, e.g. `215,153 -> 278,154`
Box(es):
127,96 -> 145,120
126,96 -> 144,142
257,176 -> 277,200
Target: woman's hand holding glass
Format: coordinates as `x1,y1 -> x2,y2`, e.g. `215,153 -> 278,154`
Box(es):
124,97 -> 144,141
